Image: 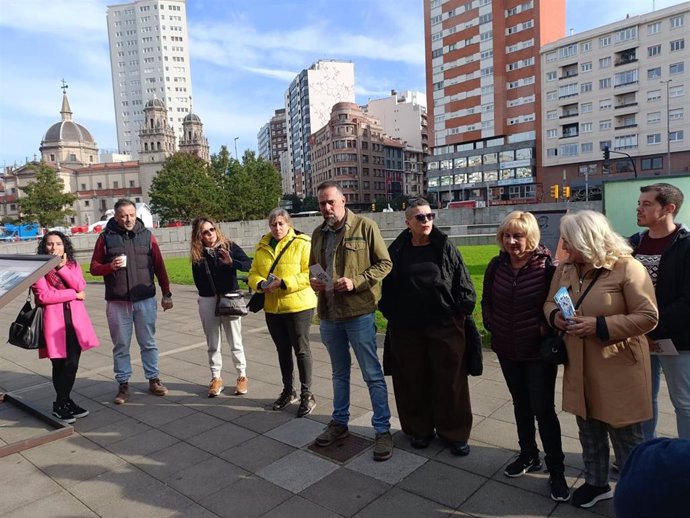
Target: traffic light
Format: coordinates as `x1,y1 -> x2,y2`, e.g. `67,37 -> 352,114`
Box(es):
563,186 -> 571,199
549,184 -> 559,200
371,203 -> 376,212
602,146 -> 610,167
402,202 -> 406,210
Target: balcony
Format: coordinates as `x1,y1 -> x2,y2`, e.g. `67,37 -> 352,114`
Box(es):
559,112 -> 579,119
614,123 -> 638,130
615,102 -> 638,109
614,81 -> 638,88
615,57 -> 638,66
559,72 -> 578,80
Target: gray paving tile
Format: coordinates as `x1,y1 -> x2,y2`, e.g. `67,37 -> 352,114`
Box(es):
231,403 -> 295,433
353,486 -> 457,518
19,434 -> 127,488
130,441 -> 212,479
70,465 -> 199,518
348,411 -> 402,438
300,467 -> 390,517
257,449 -> 339,493
71,406 -> 130,433
493,464 -> 580,502
346,444 -> 427,485
471,416 -> 527,450
162,409 -> 227,439
434,440 -> 515,478
398,459 -> 486,508
200,475 -> 292,518
80,414 -> 152,446
166,456 -> 249,498
264,415 -> 325,447
186,420 -> 257,454
0,454 -> 63,514
460,479 -> 557,518
111,399 -> 197,427
261,495 -> 342,518
105,428 -> 181,460
2,489 -> 99,517
218,434 -> 295,472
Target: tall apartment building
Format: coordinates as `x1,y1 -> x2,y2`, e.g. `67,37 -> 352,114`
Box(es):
423,0 -> 565,206
310,102 -> 404,210
540,3 -> 690,192
106,0 -> 192,158
257,109 -> 288,175
283,60 -> 355,197
365,90 -> 429,197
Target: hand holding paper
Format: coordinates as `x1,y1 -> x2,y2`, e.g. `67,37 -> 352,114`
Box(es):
309,264 -> 333,292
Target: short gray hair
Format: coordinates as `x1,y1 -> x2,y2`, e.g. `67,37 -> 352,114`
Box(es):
268,207 -> 293,226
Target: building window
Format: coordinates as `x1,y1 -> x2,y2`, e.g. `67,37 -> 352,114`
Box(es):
614,27 -> 637,43
85,200 -> 90,207
670,15 -> 684,28
599,78 -> 611,89
669,85 -> 684,97
614,69 -> 638,86
97,182 -> 102,189
581,61 -> 592,72
647,112 -> 661,124
581,82 -> 593,93
547,110 -> 557,120
81,183 -> 86,190
581,142 -> 593,153
648,21 -> 661,34
581,102 -> 593,113
600,35 -> 612,47
581,40 -> 592,52
647,67 -> 662,80
581,122 -> 593,133
614,134 -> 638,149
599,120 -> 612,131
669,62 -> 684,75
670,39 -> 685,52
669,108 -> 683,120
647,89 -> 662,101
546,71 -> 557,81
647,133 -> 661,145
599,98 -> 612,110
599,56 -> 612,68
113,181 -> 119,189
648,44 -> 662,57
669,130 -> 684,141
546,128 -> 558,138
546,90 -> 557,101
547,148 -> 557,157
641,157 -> 663,170
559,143 -> 578,157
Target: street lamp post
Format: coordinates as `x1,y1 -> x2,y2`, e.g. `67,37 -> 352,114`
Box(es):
233,137 -> 239,160
661,79 -> 672,175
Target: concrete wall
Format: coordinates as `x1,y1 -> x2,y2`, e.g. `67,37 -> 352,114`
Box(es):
1,200 -> 602,261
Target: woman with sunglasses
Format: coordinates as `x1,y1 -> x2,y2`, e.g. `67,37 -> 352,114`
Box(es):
190,218 -> 252,397
379,198 -> 476,456
32,231 -> 99,423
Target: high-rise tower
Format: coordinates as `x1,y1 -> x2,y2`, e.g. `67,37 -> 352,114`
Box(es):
106,0 -> 192,158
423,0 -> 565,206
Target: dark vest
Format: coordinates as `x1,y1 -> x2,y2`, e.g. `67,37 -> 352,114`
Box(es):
103,229 -> 155,302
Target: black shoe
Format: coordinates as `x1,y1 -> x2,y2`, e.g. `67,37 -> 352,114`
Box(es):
297,394 -> 316,417
411,435 -> 434,449
571,483 -> 613,508
449,441 -> 470,456
66,399 -> 89,418
272,389 -> 298,411
52,402 -> 76,424
550,472 -> 571,502
504,452 -> 542,477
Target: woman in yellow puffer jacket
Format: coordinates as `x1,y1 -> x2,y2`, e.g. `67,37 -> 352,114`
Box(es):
249,208 -> 318,417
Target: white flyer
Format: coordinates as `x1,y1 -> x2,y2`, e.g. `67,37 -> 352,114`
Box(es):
649,338 -> 679,356
309,264 -> 333,291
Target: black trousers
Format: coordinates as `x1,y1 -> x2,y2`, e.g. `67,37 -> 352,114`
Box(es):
51,308 -> 82,404
265,309 -> 314,396
390,315 -> 473,443
498,355 -> 565,473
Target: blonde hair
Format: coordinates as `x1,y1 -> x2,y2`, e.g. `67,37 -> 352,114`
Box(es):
190,217 -> 231,264
559,210 -> 632,269
496,211 -> 540,253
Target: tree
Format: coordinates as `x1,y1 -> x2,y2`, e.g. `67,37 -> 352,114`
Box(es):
149,152 -> 223,222
223,150 -> 282,220
18,161 -> 77,227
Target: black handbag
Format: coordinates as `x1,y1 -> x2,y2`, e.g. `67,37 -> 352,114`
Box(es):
8,292 -> 45,350
248,236 -> 297,313
540,269 -> 603,365
203,256 -> 248,317
464,315 -> 484,376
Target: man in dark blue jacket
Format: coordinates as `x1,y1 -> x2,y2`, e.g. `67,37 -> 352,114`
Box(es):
631,183 -> 690,439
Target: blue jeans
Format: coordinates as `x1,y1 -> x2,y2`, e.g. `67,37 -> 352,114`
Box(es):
107,297 -> 160,384
320,313 -> 391,434
643,352 -> 690,439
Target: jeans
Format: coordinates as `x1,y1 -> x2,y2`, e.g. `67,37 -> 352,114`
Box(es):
107,297 -> 160,384
642,355 -> 662,440
320,313 -> 391,434
266,309 -> 314,396
198,296 -> 246,378
499,356 -> 565,473
643,352 -> 690,439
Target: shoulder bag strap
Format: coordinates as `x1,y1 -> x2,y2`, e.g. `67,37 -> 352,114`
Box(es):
267,237 -> 297,275
574,268 -> 604,309
203,258 -> 218,295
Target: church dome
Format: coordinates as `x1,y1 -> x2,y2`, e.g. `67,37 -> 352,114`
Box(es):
145,98 -> 166,109
43,120 -> 95,144
184,112 -> 201,122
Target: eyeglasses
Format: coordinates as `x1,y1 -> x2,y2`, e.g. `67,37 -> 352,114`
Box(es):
201,227 -> 216,236
413,213 -> 436,223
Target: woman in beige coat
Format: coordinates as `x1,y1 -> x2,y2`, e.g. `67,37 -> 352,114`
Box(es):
544,211 -> 658,510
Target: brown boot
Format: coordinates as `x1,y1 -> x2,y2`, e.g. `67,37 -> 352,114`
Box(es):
148,378 -> 168,396
114,383 -> 129,405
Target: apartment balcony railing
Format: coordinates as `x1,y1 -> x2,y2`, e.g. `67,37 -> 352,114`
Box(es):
615,102 -> 638,109
615,58 -> 638,66
614,123 -> 638,130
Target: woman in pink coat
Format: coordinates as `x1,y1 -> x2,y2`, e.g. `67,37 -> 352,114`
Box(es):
32,231 -> 99,423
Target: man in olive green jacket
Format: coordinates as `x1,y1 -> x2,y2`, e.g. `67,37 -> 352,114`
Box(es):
309,181 -> 393,461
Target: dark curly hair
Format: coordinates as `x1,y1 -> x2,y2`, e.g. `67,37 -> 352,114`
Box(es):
37,231 -> 76,264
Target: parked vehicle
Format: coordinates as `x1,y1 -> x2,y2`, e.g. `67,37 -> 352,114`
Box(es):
0,223 -> 43,241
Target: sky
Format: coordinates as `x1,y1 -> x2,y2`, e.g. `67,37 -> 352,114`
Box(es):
0,0 -> 684,167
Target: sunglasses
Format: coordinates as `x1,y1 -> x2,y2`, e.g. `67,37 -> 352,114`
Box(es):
201,227 -> 216,236
413,213 -> 436,223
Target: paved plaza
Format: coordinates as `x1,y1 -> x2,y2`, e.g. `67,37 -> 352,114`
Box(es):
0,282 -> 677,518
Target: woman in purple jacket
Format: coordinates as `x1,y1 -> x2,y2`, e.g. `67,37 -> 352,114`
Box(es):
481,211 -> 568,502
32,231 -> 99,423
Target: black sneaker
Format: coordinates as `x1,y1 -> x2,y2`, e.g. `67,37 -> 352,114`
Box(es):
550,472 -> 571,502
411,434 -> 435,449
449,441 -> 470,456
297,394 -> 316,417
504,452 -> 542,477
272,389 -> 298,411
66,399 -> 89,418
52,402 -> 76,424
571,483 -> 613,508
